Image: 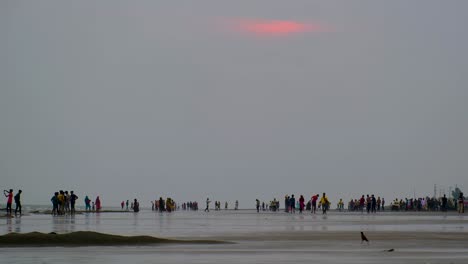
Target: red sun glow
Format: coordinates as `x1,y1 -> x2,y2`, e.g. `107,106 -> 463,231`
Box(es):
231,18 -> 328,36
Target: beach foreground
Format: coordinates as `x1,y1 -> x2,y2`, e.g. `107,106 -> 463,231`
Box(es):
0,210 -> 467,263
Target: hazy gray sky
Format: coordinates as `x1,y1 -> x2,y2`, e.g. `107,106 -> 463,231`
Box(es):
1,0 -> 467,207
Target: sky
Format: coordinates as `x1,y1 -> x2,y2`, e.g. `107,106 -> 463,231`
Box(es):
1,0 -> 467,208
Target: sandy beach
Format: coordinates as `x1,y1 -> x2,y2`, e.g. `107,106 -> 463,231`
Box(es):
0,210 -> 467,263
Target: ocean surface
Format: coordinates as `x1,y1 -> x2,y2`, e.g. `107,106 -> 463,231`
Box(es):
1,209 -> 467,263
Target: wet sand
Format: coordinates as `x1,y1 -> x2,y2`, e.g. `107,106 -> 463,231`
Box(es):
0,231 -> 225,247
0,210 -> 467,263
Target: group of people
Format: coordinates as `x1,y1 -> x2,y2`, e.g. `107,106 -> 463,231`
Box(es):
255,199 -> 280,212
3,189 -> 22,216
49,191 -> 102,215
204,199 -> 239,212
181,201 -> 199,210
150,197 -> 176,212
348,195 -> 384,213
281,193 -> 331,214
50,190 -> 80,215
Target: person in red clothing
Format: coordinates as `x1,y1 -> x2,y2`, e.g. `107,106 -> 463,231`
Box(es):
3,189 -> 13,215
311,194 -> 319,214
299,195 -> 305,213
359,195 -> 366,213
95,196 -> 101,212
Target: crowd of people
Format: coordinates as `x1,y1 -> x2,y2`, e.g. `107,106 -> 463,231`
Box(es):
2,188 -> 466,216
389,193 -> 465,213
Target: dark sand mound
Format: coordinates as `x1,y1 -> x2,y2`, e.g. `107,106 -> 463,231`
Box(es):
0,231 -> 226,247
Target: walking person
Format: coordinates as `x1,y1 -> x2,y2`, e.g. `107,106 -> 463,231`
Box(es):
14,190 -> 22,216
256,199 -> 260,212
311,194 -> 319,214
205,198 -> 211,212
320,193 -> 330,214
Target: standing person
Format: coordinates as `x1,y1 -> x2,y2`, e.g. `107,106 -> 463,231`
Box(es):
121,201 -> 125,210
371,195 -> 377,213
51,192 -> 59,216
441,194 -> 448,212
84,196 -> 91,211
159,197 -> 165,212
284,195 -> 290,213
14,190 -> 22,216
235,200 -> 239,210
3,189 -> 13,216
289,195 -> 296,213
377,197 -> 382,211
133,199 -> 140,212
64,191 -> 70,214
366,195 -> 371,213
359,195 -> 365,213
337,199 -> 344,211
256,199 -> 260,213
299,195 -> 305,213
320,193 -> 330,214
58,191 -> 65,215
69,191 -> 78,215
95,196 -> 101,212
205,198 -> 211,212
126,200 -> 129,211
381,198 -> 385,211
311,194 -> 319,214
225,201 -> 228,210
458,193 -> 465,214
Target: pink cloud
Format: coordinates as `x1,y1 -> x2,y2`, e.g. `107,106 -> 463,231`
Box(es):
228,18 -> 331,36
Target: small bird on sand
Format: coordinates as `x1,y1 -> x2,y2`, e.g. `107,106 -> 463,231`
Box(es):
361,232 -> 369,244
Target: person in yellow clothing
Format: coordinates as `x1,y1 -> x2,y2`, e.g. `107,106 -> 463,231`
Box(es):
57,190 -> 65,215
337,198 -> 344,212
319,193 -> 330,214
